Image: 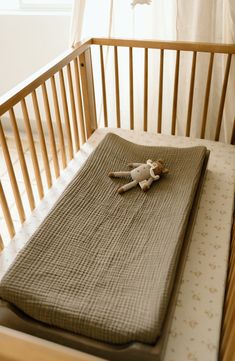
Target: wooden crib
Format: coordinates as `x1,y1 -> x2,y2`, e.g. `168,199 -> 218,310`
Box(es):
0,38 -> 234,361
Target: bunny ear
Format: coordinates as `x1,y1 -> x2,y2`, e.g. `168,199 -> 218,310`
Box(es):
157,159 -> 164,165
163,168 -> 169,174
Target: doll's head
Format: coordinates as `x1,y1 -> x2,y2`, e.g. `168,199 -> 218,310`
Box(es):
151,159 -> 169,176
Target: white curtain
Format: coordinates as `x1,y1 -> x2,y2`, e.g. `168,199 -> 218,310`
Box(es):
176,0 -> 235,141
70,0 -> 235,141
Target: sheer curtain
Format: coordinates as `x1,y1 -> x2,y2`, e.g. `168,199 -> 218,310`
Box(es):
70,0 -> 235,141
176,0 -> 235,141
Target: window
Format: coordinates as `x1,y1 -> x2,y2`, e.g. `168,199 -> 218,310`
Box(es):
19,0 -> 73,11
0,0 -> 19,10
0,0 -> 73,11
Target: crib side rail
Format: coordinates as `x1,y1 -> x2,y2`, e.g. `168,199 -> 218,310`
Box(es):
0,38 -> 96,248
0,325 -> 102,361
220,215 -> 235,361
91,38 -> 235,145
92,38 -> 235,54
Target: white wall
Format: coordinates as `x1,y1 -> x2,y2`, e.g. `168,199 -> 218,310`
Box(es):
0,13 -> 71,97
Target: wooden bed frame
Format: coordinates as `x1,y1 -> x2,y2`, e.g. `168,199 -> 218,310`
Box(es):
0,38 -> 234,360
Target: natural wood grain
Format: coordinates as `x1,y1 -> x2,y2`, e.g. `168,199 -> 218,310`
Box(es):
231,118 -> 235,145
92,38 -> 235,54
0,121 -> 25,223
171,50 -> 180,135
0,181 -> 15,240
201,52 -> 214,139
0,233 -> 4,252
144,48 -> 148,131
21,98 -> 44,200
50,75 -> 67,169
67,62 -> 80,152
158,49 -> 164,133
186,51 -> 197,137
41,82 -> 60,178
99,46 -> 108,127
59,69 -> 74,160
0,326 -> 103,361
220,217 -> 235,361
79,53 -> 91,138
73,57 -> 86,144
129,47 -> 134,130
79,48 -> 97,138
215,54 -> 232,141
9,107 -> 35,211
114,46 -> 121,128
31,90 -> 52,188
85,47 -> 97,131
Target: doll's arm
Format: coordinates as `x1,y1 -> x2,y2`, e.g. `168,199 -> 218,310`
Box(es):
128,162 -> 143,169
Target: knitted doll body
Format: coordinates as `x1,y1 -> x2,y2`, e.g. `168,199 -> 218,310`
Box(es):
109,159 -> 169,194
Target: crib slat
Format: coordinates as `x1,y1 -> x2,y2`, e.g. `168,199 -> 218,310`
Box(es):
9,108 -> 35,211
73,57 -> 86,144
100,46 -> 108,127
0,233 -> 3,251
171,50 -> 180,135
0,181 -> 15,240
201,53 -> 214,139
222,326 -> 235,361
67,63 -> 80,152
224,275 -> 235,327
79,49 -> 96,138
21,98 -> 44,200
129,47 -> 134,130
222,301 -> 235,360
59,69 -> 74,160
144,48 -> 148,132
85,47 -> 97,131
220,219 -> 235,360
186,51 -> 197,137
215,53 -> 232,141
158,49 -> 164,133
114,46 -> 121,128
50,75 -> 67,169
31,90 -> 52,188
231,118 -> 235,145
0,121 -> 25,224
41,82 -> 60,178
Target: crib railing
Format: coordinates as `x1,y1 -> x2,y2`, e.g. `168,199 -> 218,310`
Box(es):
0,39 -> 94,247
92,38 -> 235,143
0,38 -> 234,361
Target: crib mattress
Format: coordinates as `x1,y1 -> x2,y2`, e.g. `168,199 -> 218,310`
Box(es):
0,133 -> 207,348
0,128 -> 234,361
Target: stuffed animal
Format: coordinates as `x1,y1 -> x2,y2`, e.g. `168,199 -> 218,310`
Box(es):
109,159 -> 169,194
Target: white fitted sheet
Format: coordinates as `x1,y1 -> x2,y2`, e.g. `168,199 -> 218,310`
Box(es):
0,128 -> 234,361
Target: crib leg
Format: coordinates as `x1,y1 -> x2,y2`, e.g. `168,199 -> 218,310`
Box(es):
118,180 -> 138,194
109,171 -> 131,178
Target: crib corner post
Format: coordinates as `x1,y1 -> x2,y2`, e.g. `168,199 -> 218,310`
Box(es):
79,47 -> 97,139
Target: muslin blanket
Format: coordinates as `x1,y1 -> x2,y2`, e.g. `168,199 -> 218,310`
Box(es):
0,133 -> 207,345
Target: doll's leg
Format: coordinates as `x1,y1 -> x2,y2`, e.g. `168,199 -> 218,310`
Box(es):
142,177 -> 154,191
109,171 -> 131,178
118,180 -> 138,194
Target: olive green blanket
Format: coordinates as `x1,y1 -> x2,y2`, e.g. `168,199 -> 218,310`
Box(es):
0,133 -> 207,345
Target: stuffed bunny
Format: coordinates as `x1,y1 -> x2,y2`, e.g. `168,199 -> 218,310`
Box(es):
109,159 -> 169,194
